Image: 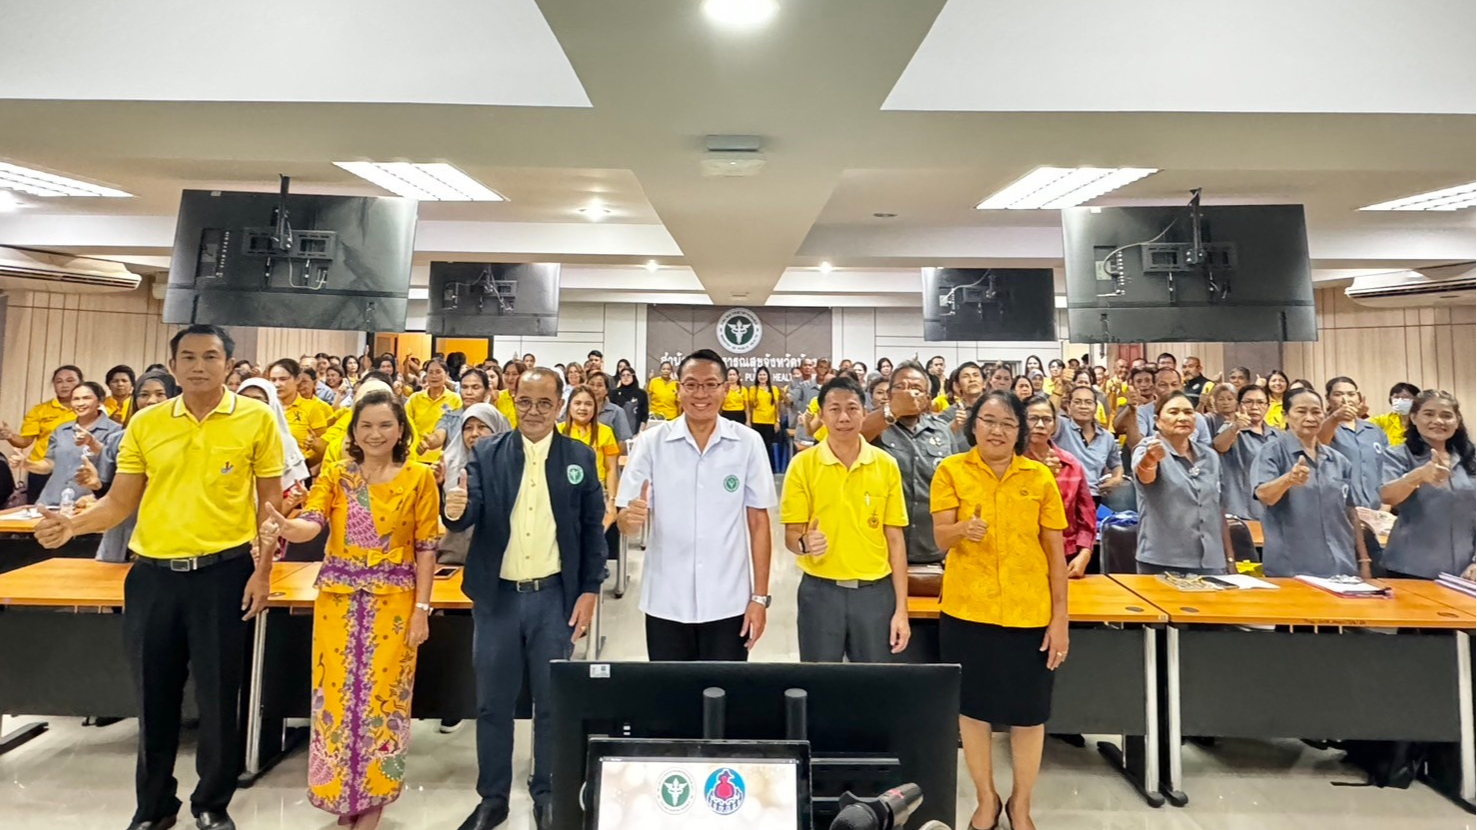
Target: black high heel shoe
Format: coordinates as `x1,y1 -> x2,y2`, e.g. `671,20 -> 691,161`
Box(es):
970,794 -> 1003,830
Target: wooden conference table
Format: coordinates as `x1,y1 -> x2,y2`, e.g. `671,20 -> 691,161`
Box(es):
0,505 -> 101,575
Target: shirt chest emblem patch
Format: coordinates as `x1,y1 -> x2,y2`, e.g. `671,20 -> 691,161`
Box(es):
868,514 -> 880,529
221,461 -> 235,475
566,464 -> 584,485
928,435 -> 942,447
723,474 -> 740,492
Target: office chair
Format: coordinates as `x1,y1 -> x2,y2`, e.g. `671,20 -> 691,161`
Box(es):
1099,523 -> 1139,574
1225,516 -> 1260,563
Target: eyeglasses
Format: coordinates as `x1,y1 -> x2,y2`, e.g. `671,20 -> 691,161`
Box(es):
975,418 -> 1019,433
514,398 -> 558,414
680,381 -> 724,395
1025,415 -> 1056,426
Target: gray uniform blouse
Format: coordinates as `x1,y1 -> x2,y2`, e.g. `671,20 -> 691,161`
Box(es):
1054,415 -> 1122,495
1381,444 -> 1476,579
38,418 -> 122,506
1216,423 -> 1275,521
1251,431 -> 1359,578
873,414 -> 955,565
1132,439 -> 1227,572
93,429 -> 136,563
1328,419 -> 1389,511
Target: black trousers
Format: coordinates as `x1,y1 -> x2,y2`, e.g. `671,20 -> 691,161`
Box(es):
645,613 -> 749,661
124,550 -> 253,822
25,471 -> 49,505
752,422 -> 778,471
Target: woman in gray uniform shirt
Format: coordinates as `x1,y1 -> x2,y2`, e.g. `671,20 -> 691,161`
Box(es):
91,370 -> 177,562
1133,391 -> 1235,575
1212,384 -> 1275,520
1379,390 -> 1476,580
1252,389 -> 1369,578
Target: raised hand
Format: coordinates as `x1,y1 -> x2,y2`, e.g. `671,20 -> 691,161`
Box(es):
0,421 -> 12,441
951,406 -> 967,433
1042,446 -> 1062,476
258,501 -> 287,550
34,505 -> 75,549
1143,435 -> 1167,464
800,517 -> 828,556
963,506 -> 988,542
1287,455 -> 1311,487
618,480 -> 650,535
74,455 -> 101,491
1234,411 -> 1253,431
444,471 -> 469,520
1423,451 -> 1452,487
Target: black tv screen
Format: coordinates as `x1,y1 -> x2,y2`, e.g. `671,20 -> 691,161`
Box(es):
426,262 -> 560,337
1061,203 -> 1316,343
921,268 -> 1057,342
164,190 -> 417,331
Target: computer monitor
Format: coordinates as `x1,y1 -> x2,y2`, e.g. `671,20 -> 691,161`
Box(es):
550,662 -> 960,830
921,268 -> 1057,342
1061,201 -> 1317,343
164,187 -> 417,331
426,261 -> 560,336
585,738 -> 812,830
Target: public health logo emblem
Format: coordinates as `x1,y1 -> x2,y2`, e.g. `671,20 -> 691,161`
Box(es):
716,308 -> 762,355
705,767 -> 746,815
723,475 -> 740,493
657,770 -> 693,815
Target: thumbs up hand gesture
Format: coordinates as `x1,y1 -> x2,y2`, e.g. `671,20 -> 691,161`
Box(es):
800,517 -> 828,556
1287,456 -> 1311,487
34,505 -> 75,549
1143,435 -> 1167,464
258,501 -> 287,550
74,454 -> 101,491
444,471 -> 469,521
1042,445 -> 1062,476
963,506 -> 989,542
618,480 -> 651,535
1423,450 -> 1452,487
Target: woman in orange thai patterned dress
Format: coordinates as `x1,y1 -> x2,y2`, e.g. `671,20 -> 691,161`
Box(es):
259,390 -> 442,829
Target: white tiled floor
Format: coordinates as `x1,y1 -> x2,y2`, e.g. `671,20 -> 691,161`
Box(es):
2,499 -> 1473,829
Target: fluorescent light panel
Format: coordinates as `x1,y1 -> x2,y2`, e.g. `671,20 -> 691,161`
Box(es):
0,162 -> 131,198
333,161 -> 505,201
975,166 -> 1157,210
1361,182 -> 1477,211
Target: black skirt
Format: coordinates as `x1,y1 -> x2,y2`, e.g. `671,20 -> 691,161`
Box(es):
720,410 -> 746,422
939,613 -> 1054,727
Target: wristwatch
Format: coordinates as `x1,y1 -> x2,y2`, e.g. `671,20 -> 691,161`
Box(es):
883,403 -> 897,425
750,594 -> 772,608
414,602 -> 433,613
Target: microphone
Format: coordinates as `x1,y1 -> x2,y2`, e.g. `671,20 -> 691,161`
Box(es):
830,783 -> 924,830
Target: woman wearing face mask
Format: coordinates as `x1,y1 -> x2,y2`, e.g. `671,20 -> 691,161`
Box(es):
1252,389 -> 1369,578
405,359 -> 462,464
931,391 -> 1068,830
561,385 -> 621,528
1380,390 -> 1476,580
1024,396 -> 1096,578
29,381 -> 123,508
611,366 -> 649,433
258,391 -> 442,830
1134,392 -> 1234,575
1264,370 -> 1291,429
1370,382 -> 1420,447
89,370 -> 179,563
648,360 -> 679,422
103,365 -> 136,424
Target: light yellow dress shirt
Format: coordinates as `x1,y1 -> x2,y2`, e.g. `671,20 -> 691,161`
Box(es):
501,432 -> 561,581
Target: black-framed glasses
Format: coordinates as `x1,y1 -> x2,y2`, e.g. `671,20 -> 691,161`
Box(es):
514,398 -> 558,414
680,381 -> 724,395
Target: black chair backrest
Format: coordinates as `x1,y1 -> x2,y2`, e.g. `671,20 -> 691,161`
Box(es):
1225,516 -> 1260,563
1099,523 -> 1139,574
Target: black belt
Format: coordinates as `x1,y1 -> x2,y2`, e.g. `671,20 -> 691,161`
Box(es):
500,574 -> 560,593
134,545 -> 251,573
807,573 -> 889,590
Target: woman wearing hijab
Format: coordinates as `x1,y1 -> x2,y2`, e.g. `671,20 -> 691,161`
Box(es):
611,365 -> 649,430
239,378 -> 313,559
90,370 -> 178,563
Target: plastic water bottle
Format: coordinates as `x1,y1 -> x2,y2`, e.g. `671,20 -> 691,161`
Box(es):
59,486 -> 76,518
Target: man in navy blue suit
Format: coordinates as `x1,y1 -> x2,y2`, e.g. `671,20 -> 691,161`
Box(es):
444,367 -> 606,830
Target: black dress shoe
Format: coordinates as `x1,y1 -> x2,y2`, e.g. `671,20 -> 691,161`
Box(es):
456,800 -> 509,830
124,817 -> 176,830
194,811 -> 235,830
533,802 -> 553,830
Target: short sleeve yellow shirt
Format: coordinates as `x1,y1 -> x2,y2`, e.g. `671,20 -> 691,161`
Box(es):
405,388 -> 462,463
20,399 -> 75,463
648,377 -> 679,420
1369,412 -> 1406,446
282,394 -> 329,456
929,451 -> 1067,628
117,392 -> 285,559
562,421 -> 620,488
748,386 -> 779,426
780,440 -> 908,582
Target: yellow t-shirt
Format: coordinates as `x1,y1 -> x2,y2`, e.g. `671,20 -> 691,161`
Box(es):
494,389 -> 519,430
1265,399 -> 1286,430
117,393 -> 284,559
105,395 -> 134,425
19,399 -> 75,463
502,433 -> 561,581
282,394 -> 330,458
748,386 -> 779,426
929,451 -> 1067,628
405,388 -> 462,464
562,421 -> 620,489
780,440 -> 907,581
648,377 -> 679,420
722,386 -> 747,412
1369,412 -> 1407,446
932,394 -> 949,413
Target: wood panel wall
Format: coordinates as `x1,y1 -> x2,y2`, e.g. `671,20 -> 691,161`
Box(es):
1285,287 -> 1475,415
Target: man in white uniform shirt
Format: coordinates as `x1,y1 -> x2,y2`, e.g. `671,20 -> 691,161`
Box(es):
617,349 -> 777,661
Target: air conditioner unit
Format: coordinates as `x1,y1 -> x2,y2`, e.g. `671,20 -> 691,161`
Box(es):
1345,263 -> 1474,309
0,246 -> 141,294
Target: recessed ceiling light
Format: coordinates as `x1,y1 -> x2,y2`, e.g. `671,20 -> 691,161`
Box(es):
1360,183 -> 1477,212
0,191 -> 28,212
333,161 -> 505,201
577,205 -> 613,219
703,0 -> 778,29
818,261 -> 833,274
0,162 -> 132,198
974,166 -> 1158,210
645,260 -> 660,272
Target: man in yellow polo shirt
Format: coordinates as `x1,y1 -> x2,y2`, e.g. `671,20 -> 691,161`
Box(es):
781,375 -> 910,663
35,324 -> 284,830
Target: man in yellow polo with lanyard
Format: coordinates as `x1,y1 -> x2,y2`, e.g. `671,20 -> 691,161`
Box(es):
782,375 -> 910,663
36,324 -> 284,830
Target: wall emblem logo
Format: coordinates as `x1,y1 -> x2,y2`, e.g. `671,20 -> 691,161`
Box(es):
717,308 -> 762,354
705,767 -> 746,815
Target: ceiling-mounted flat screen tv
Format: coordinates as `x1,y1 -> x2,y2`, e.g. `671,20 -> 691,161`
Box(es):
921,268 -> 1057,342
426,262 -> 560,337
